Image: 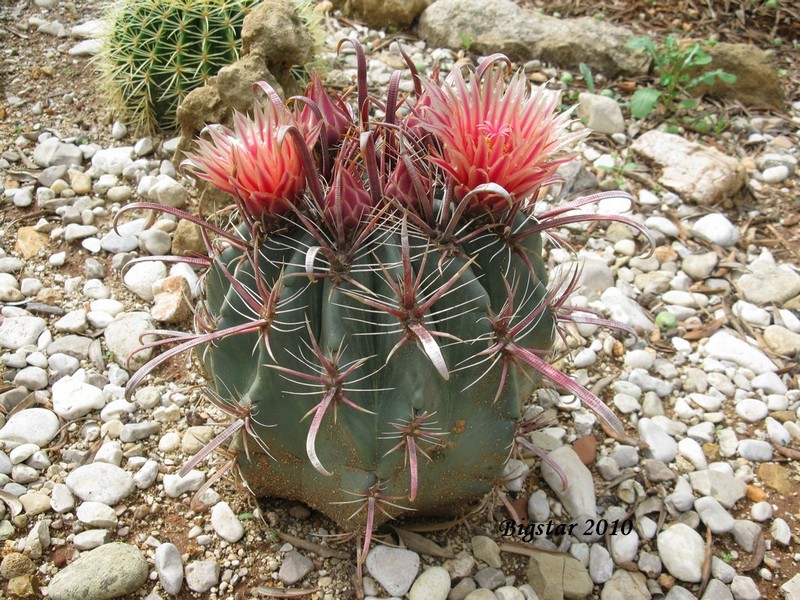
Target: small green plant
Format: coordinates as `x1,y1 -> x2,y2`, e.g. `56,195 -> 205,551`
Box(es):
719,550 -> 735,564
578,62 -> 596,94
626,34 -> 737,120
458,32 -> 474,52
596,154 -> 639,187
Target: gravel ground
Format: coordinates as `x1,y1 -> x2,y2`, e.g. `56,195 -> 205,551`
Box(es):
1,2 -> 799,600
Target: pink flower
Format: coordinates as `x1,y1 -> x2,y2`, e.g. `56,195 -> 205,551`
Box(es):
296,72 -> 354,148
419,67 -> 580,213
184,100 -> 305,218
324,161 -> 372,228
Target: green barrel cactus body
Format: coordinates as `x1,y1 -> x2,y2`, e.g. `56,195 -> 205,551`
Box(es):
125,45 -> 646,559
199,215 -> 553,528
98,0 -> 260,132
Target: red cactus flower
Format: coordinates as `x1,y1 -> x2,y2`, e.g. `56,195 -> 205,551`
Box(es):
384,155 -> 431,210
419,67 -> 581,214
324,161 -> 373,229
184,101 -> 306,218
296,72 -> 354,148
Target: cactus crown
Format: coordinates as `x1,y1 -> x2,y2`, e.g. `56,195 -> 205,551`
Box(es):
122,41 -> 651,576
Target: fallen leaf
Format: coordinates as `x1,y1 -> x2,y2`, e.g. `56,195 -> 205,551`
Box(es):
390,526 -> 454,558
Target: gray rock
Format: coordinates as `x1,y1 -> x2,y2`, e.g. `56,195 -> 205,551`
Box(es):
600,569 -> 649,600
47,543 -> 148,600
730,576 -> 760,600
33,138 -> 83,168
578,93 -> 625,134
91,147 -> 134,175
0,258 -> 24,273
120,422 -> 160,443
732,520 -> 762,553
211,501 -> 245,543
52,375 -> 105,419
64,224 -> 99,242
781,574 -> 800,600
472,535 -> 502,569
47,335 -> 93,359
474,567 -> 506,590
104,312 -> 155,370
738,435 -> 774,461
417,0 -> 647,76
494,586 -> 523,600
185,560 -> 219,593
695,496 -> 735,533
163,469 -> 205,497
631,130 -> 744,205
76,501 -> 118,528
688,470 -> 747,509
50,483 -> 75,513
73,529 -> 112,551
541,446 -> 596,518
682,252 -> 719,280
637,551 -> 661,578
738,264 -> 800,306
638,418 -> 677,462
704,330 -> 777,374
13,188 -> 33,208
702,579 -> 734,600
711,557 -> 737,584
657,524 -> 705,583
100,230 -> 139,253
148,174 -> 188,208
0,316 -> 47,350
764,324 -> 800,357
0,408 -> 60,449
133,459 -> 159,489
691,213 -> 740,247
278,550 -> 313,585
123,261 -> 167,301
600,287 -> 653,332
608,512 -> 639,563
13,366 -> 48,390
463,588 -> 493,600
770,518 -> 791,546
554,258 -> 614,300
527,489 -> 550,522
667,586 -> 698,600
155,542 -> 184,596
139,229 -> 172,256
762,165 -> 789,184
24,519 -> 51,558
645,460 -> 676,482
13,463 -> 39,483
589,544 -> 613,584
366,545 -> 419,597
409,566 -> 451,600
66,462 -> 135,505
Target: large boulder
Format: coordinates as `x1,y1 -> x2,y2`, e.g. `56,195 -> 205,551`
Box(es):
331,0 -> 432,29
417,0 -> 649,77
689,42 -> 785,111
631,130 -> 745,205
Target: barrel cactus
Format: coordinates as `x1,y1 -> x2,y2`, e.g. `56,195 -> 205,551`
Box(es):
96,0 -> 323,133
123,42 -> 649,569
